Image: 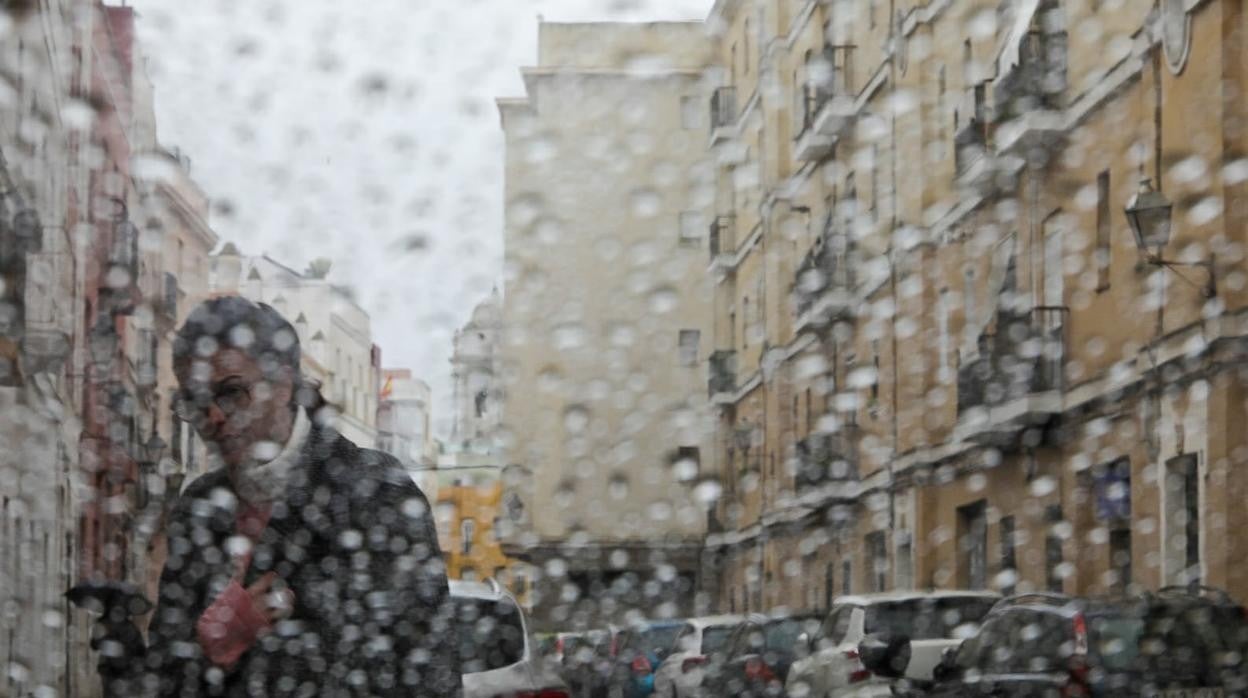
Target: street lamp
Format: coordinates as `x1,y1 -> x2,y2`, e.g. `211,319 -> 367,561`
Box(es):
1124,178 -> 1216,298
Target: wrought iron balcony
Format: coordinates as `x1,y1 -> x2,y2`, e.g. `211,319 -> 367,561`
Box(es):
792,230 -> 855,331
956,306 -> 1067,446
156,272 -> 179,322
794,427 -> 859,493
794,45 -> 856,161
708,215 -> 736,270
709,86 -> 737,144
708,349 -> 737,403
994,29 -> 1068,156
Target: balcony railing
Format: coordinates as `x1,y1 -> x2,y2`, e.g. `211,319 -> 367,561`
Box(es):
798,45 -> 855,135
792,229 -> 855,329
157,271 -> 179,321
710,86 -> 737,131
957,306 -> 1067,417
954,82 -> 990,177
995,30 -> 1067,117
794,426 -> 859,492
794,45 -> 856,161
708,349 -> 737,399
994,30 -> 1068,155
708,215 -> 736,263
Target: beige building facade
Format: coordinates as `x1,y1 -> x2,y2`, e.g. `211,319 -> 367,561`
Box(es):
496,21 -> 719,628
698,0 -> 1248,615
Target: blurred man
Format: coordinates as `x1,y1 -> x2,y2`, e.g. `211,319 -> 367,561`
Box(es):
110,296 -> 459,696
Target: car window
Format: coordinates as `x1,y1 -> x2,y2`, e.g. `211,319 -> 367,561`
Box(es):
702,626 -> 734,655
763,618 -> 807,652
978,609 -> 1073,674
821,606 -> 856,644
640,625 -> 681,655
674,624 -> 697,653
864,597 -> 997,640
454,595 -> 527,673
1087,614 -> 1143,672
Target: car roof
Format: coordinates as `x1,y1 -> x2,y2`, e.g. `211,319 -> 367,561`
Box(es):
683,614 -> 746,629
833,590 -> 1001,606
448,578 -> 513,602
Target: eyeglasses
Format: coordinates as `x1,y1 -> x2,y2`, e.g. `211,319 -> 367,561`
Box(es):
174,380 -> 254,423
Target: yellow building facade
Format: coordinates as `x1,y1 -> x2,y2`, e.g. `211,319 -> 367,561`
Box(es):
700,0 -> 1248,614
437,476 -> 533,606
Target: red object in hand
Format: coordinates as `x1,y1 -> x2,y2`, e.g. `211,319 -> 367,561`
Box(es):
195,579 -> 272,668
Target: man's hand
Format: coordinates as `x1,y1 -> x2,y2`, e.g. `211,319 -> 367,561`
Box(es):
246,571 -> 295,623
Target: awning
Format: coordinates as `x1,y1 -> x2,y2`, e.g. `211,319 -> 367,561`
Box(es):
996,0 -> 1041,78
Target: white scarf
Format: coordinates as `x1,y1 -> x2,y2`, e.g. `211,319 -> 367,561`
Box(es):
233,407 -> 312,506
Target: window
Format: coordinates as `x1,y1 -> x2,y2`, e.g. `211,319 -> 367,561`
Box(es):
866,531 -> 888,592
461,518 -> 476,555
1000,516 -> 1017,595
679,211 -> 703,246
824,562 -> 835,610
895,533 -> 914,590
680,96 -> 701,129
958,500 -> 988,590
1096,170 -> 1112,290
1110,528 -> 1132,593
841,558 -> 852,595
1164,454 -> 1201,585
1046,504 -> 1065,592
678,329 -> 700,366
743,19 -> 750,76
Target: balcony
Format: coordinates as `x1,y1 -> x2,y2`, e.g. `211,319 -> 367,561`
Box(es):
708,350 -> 737,405
101,219 -> 139,316
709,86 -> 738,146
955,306 -> 1067,447
792,230 -> 855,331
708,215 -> 737,273
155,272 -> 179,322
794,427 -> 859,494
994,30 -> 1067,158
793,45 -> 857,162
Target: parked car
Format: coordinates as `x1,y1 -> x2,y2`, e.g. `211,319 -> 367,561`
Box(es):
602,620 -> 684,697
786,590 -> 999,698
701,611 -> 822,697
862,587 -> 1248,697
451,578 -> 570,698
652,615 -> 744,698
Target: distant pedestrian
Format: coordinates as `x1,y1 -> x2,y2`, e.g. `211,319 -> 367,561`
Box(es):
97,295 -> 460,697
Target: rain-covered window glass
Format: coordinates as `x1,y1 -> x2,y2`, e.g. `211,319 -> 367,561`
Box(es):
4,1 -> 1248,696
454,595 -> 526,673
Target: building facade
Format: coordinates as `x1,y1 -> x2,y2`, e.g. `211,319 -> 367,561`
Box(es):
377,368 -> 437,473
0,3 -> 224,695
496,21 -> 719,629
210,249 -> 381,448
450,289 -> 503,454
697,0 -> 1248,614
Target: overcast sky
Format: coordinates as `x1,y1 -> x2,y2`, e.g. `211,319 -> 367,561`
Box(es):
127,0 -> 711,437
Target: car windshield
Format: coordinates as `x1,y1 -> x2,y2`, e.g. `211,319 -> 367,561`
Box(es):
763,618 -> 809,652
454,595 -> 527,673
639,626 -> 681,655
702,626 -> 734,654
865,597 -> 997,640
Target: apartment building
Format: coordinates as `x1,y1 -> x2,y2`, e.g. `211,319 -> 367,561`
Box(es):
702,0 -> 1248,613
496,21 -> 718,628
